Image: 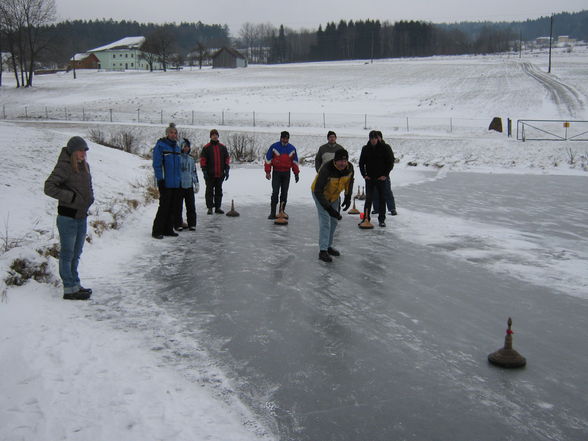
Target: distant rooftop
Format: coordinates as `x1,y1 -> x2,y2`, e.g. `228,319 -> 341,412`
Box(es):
89,36 -> 145,52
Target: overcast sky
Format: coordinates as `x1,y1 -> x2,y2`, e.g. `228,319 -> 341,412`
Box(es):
53,0 -> 586,36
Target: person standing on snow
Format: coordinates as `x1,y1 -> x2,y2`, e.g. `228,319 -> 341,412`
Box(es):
152,123 -> 182,239
200,129 -> 230,215
314,130 -> 344,172
44,136 -> 94,300
371,130 -> 397,216
175,138 -> 199,231
264,131 -> 300,219
311,148 -> 354,262
358,130 -> 394,228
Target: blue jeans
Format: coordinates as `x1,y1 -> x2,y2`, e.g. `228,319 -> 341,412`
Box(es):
372,177 -> 396,213
313,193 -> 339,251
56,215 -> 87,294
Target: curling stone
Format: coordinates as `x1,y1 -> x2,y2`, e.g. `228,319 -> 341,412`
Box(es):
274,202 -> 288,225
358,186 -> 366,201
226,200 -> 240,217
348,197 -> 360,215
358,210 -> 374,229
488,318 -> 527,369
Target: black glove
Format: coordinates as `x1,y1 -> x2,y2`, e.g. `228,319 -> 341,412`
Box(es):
341,194 -> 351,211
201,169 -> 208,181
157,180 -> 165,191
294,174 -> 299,183
326,206 -> 342,220
224,169 -> 229,181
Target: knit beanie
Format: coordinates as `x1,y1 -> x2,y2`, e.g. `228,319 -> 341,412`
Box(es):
210,129 -> 219,137
334,148 -> 349,161
66,136 -> 88,154
327,130 -> 336,139
280,131 -> 290,139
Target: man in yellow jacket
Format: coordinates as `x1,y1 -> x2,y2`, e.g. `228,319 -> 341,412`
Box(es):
311,149 -> 354,262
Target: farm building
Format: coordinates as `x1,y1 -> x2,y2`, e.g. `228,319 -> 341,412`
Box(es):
88,36 -> 163,71
212,47 -> 247,68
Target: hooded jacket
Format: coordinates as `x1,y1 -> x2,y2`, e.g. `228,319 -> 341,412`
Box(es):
311,160 -> 354,209
264,141 -> 300,175
200,140 -> 230,178
358,141 -> 394,179
153,137 -> 181,188
44,147 -> 94,219
179,148 -> 199,189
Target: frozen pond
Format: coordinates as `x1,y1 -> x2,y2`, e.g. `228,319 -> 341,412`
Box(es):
100,171 -> 588,441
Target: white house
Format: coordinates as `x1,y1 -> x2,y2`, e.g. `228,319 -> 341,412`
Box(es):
88,36 -> 163,71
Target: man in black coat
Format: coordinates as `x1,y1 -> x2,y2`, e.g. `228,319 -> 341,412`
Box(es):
358,130 -> 395,227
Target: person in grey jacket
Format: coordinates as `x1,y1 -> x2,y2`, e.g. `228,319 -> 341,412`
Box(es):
314,131 -> 344,172
44,136 -> 94,300
175,138 -> 199,231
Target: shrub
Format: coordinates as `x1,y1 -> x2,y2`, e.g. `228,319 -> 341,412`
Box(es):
227,133 -> 258,162
87,128 -> 138,154
6,258 -> 52,286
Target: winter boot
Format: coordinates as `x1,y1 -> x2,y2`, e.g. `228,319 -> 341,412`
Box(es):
268,202 -> 277,220
63,291 -> 91,300
318,250 -> 333,262
327,247 -> 340,256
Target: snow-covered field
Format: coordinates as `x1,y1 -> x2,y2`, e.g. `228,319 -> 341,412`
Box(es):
1,48 -> 587,440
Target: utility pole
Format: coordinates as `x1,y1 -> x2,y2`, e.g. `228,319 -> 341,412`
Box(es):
548,13 -> 554,73
370,31 -> 374,64
71,54 -> 77,79
519,30 -> 522,59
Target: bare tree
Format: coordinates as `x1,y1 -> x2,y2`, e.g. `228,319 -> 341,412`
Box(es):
0,0 -> 55,87
0,21 -> 4,86
139,40 -> 159,72
142,27 -> 177,72
238,22 -> 276,64
238,22 -> 257,59
193,41 -> 209,69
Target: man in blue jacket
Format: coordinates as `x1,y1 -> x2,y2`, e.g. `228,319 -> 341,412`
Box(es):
152,123 -> 182,239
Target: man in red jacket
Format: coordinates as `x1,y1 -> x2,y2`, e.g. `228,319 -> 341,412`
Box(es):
200,129 -> 230,214
264,131 -> 300,219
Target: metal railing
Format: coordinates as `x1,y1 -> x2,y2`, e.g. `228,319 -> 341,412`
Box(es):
1,103 -> 494,135
517,119 -> 588,142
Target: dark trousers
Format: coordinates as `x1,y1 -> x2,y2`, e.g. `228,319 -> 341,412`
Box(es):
364,179 -> 387,222
152,187 -> 181,235
176,187 -> 197,228
372,177 -> 396,213
205,177 -> 224,209
271,171 -> 291,212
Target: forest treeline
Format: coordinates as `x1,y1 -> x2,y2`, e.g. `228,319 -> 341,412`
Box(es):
36,10 -> 587,66
2,7 -> 587,81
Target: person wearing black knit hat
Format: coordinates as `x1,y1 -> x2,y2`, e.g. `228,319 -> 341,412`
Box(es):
264,131 -> 300,219
358,130 -> 394,227
311,148 -> 354,262
314,130 -> 345,172
200,129 -> 230,214
371,131 -> 397,216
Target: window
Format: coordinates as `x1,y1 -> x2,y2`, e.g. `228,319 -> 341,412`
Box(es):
113,54 -> 116,58
125,53 -> 128,58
